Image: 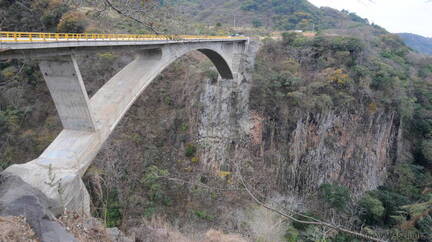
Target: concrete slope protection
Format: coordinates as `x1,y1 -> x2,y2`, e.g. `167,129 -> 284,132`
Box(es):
0,34 -> 248,213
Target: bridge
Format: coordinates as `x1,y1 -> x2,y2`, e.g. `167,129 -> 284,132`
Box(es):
0,31 -> 249,213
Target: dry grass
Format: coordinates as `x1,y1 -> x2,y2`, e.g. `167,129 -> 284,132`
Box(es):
247,206 -> 286,242
57,211 -> 112,242
0,216 -> 37,242
205,229 -> 248,242
131,216 -> 249,242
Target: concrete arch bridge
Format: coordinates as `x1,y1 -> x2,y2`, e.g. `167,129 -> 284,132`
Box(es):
0,32 -> 249,213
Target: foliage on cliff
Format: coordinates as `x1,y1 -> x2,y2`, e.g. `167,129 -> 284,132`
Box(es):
250,29 -> 432,240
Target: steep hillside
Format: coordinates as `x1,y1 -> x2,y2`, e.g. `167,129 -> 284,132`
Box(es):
171,0 -> 369,32
399,33 -> 432,55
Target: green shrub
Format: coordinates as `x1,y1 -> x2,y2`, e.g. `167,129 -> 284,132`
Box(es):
185,143 -> 197,158
252,19 -> 263,28
421,139 -> 432,165
105,189 -> 122,227
179,123 -> 189,132
284,226 -> 300,242
204,69 -> 219,82
286,91 -> 305,106
291,213 -> 317,231
370,68 -> 395,91
143,204 -> 157,218
282,32 -> 298,45
332,233 -> 361,242
1,66 -> 17,79
330,37 -> 363,54
319,183 -> 350,210
0,108 -> 23,132
56,11 -> 87,33
417,215 -> 432,240
358,193 -> 384,225
370,188 -> 410,225
314,94 -> 333,111
140,165 -> 170,204
391,164 -> 422,199
194,210 -> 214,221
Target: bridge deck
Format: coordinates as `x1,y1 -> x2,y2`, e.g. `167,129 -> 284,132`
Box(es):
0,32 -> 248,59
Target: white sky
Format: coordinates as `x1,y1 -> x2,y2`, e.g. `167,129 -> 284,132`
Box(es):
308,0 -> 432,37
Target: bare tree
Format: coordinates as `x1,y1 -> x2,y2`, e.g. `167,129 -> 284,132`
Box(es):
235,163 -> 386,242
66,0 -> 186,35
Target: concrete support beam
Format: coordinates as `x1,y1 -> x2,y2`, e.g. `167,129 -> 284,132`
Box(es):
39,56 -> 95,131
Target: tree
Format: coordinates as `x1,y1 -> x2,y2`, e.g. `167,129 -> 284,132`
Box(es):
319,183 -> 350,210
421,139 -> 432,165
57,11 -> 88,33
359,194 -> 385,225
0,0 -> 69,32
282,32 -> 298,45
69,0 -> 182,34
252,19 -> 263,28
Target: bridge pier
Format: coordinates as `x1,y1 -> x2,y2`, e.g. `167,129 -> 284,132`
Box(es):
39,56 -> 96,131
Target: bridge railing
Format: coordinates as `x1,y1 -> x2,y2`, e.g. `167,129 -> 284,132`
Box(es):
0,31 -> 246,42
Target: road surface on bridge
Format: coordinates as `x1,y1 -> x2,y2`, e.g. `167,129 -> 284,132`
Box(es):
0,31 -> 248,59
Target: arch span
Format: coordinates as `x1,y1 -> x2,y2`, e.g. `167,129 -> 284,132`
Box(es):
5,41 -> 246,213
91,43 -> 238,134
197,48 -> 233,79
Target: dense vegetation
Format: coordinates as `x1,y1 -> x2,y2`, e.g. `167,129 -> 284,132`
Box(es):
170,0 -> 370,32
251,30 -> 432,241
240,0 -> 368,31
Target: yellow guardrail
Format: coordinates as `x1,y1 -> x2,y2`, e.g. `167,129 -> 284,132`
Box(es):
0,31 -> 246,42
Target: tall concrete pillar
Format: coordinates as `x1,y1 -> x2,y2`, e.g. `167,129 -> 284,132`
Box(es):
39,56 -> 96,131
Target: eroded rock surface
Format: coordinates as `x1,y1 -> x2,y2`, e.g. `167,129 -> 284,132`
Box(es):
0,172 -> 76,242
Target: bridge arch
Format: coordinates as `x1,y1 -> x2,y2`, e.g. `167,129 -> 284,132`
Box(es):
196,48 -> 233,79
90,43 -> 238,133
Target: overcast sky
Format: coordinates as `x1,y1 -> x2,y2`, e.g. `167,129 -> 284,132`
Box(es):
308,0 -> 432,37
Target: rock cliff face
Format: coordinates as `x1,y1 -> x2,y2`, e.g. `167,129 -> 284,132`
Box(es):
197,41 -> 258,171
276,110 -> 399,197
197,40 -> 403,198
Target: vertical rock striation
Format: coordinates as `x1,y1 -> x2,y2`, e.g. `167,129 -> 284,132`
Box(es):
197,41 -> 402,198
198,40 -> 259,171
277,110 -> 400,197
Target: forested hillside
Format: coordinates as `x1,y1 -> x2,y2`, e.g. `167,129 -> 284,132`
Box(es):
399,33 -> 432,55
0,0 -> 432,241
170,0 -> 369,31
251,31 -> 432,241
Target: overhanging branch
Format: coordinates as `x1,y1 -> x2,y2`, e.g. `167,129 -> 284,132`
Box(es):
102,0 -> 161,34
236,165 -> 386,242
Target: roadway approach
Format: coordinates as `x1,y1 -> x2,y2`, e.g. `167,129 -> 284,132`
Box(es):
0,31 -> 249,213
